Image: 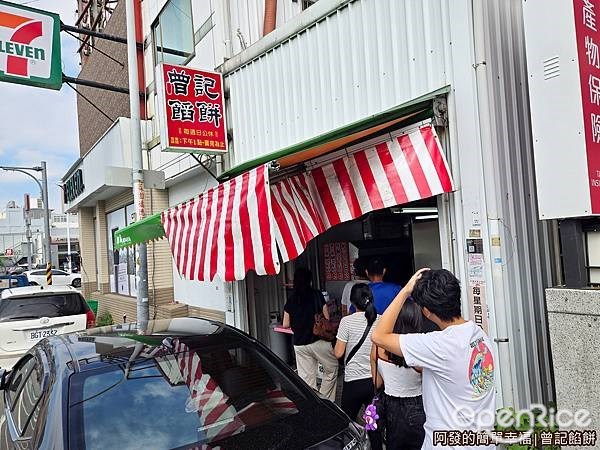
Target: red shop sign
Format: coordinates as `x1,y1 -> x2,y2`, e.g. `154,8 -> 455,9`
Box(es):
575,0 -> 600,212
156,63 -> 228,154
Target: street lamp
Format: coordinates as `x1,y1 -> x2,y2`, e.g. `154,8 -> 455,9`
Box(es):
0,162 -> 52,266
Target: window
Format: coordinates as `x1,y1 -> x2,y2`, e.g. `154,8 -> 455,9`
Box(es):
51,270 -> 67,276
107,205 -> 137,297
6,354 -> 44,438
302,0 -> 319,10
152,0 -> 195,65
0,294 -> 87,322
68,338 -> 346,449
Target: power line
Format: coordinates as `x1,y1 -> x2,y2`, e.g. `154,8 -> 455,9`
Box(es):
63,81 -> 114,124
63,29 -> 124,68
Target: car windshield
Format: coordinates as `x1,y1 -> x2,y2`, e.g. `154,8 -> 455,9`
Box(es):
0,294 -> 85,321
68,336 -> 346,450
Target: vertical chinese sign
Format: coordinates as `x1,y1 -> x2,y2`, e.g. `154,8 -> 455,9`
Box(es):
156,63 -> 228,154
466,238 -> 489,333
575,0 -> 600,212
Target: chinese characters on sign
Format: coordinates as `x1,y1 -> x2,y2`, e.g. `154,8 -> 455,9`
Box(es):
466,238 -> 489,334
432,430 -> 597,447
575,0 -> 600,211
323,242 -> 351,281
157,63 -> 228,154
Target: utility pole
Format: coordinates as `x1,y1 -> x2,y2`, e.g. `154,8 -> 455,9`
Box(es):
66,212 -> 72,273
24,194 -> 32,271
125,0 -> 149,332
41,161 -> 52,267
0,165 -> 52,267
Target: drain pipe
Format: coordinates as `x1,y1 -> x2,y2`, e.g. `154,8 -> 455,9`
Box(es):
472,0 -> 517,408
263,0 -> 277,36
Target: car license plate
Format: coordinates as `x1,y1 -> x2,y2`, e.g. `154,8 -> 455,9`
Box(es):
28,328 -> 59,342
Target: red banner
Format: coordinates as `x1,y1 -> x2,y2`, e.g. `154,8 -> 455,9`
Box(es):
157,63 -> 228,154
575,0 -> 600,212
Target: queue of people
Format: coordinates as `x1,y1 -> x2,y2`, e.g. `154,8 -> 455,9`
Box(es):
283,260 -> 497,450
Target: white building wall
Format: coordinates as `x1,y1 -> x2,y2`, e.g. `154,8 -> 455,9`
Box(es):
217,0 -> 556,410
167,171 -> 227,312
138,0 -> 554,408
143,0 -> 307,158
225,0 -> 451,167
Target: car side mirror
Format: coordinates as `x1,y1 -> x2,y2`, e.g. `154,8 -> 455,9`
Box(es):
0,369 -> 10,390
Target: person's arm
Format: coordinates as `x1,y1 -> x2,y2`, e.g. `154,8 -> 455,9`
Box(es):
335,317 -> 349,359
282,311 -> 291,328
322,303 -> 330,320
341,305 -> 348,316
370,344 -> 383,389
334,339 -> 347,359
317,291 -> 330,320
372,268 -> 429,356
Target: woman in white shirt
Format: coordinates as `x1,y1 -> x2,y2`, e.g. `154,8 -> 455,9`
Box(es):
372,298 -> 425,450
334,283 -> 382,450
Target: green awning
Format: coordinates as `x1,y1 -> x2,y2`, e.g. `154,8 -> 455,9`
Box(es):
114,213 -> 165,250
218,85 -> 450,181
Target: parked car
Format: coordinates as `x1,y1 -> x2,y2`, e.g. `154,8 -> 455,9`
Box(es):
6,266 -> 24,275
24,269 -> 82,288
0,286 -> 95,370
0,275 -> 28,292
0,318 -> 367,450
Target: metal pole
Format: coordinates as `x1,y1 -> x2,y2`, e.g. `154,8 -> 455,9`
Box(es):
23,195 -> 32,271
66,212 -> 72,273
125,0 -> 149,332
40,162 -> 52,267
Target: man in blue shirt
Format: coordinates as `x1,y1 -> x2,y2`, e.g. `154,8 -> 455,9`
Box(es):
366,257 -> 401,314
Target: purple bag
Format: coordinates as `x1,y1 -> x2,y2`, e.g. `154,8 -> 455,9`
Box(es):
363,347 -> 386,434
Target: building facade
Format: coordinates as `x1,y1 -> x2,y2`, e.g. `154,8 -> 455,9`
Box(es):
63,0 -> 564,416
0,202 -> 79,269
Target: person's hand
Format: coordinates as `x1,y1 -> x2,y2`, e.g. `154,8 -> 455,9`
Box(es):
404,268 -> 430,294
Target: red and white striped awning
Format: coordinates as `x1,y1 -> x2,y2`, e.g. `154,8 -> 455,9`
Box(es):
162,125 -> 453,281
271,125 -> 454,262
162,164 -> 279,281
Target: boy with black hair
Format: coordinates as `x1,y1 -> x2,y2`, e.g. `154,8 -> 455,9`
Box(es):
372,269 -> 496,450
365,257 -> 402,314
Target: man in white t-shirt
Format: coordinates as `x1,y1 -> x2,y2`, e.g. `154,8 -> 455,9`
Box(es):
372,269 -> 496,450
340,257 -> 368,316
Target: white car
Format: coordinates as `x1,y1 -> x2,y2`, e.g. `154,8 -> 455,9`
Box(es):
0,285 -> 95,369
24,268 -> 82,288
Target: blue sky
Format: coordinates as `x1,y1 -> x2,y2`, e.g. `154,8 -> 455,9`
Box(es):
0,1 -> 80,211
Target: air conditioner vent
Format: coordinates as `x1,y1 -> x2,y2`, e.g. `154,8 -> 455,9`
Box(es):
543,56 -> 560,80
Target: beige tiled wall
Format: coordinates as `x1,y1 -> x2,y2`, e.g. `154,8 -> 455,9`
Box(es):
78,207 -> 97,298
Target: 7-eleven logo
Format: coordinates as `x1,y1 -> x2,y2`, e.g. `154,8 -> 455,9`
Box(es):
0,1 -> 60,87
0,10 -> 44,77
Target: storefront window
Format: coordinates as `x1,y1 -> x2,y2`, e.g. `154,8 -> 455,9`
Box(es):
107,205 -> 137,297
152,0 -> 195,65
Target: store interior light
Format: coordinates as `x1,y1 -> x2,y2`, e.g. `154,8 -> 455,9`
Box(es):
400,207 -> 438,214
414,214 -> 439,220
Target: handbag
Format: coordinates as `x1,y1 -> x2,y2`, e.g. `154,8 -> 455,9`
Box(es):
363,346 -> 386,438
312,291 -> 338,341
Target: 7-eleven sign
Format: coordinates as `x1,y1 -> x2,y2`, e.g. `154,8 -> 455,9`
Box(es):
0,0 -> 61,90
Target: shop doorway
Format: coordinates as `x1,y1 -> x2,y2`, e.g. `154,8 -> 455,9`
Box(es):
245,198 -> 443,354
